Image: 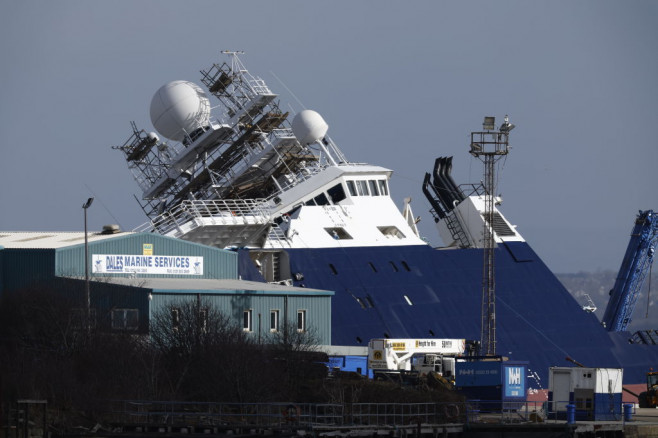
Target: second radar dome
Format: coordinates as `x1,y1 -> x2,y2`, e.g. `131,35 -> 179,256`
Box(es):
292,110 -> 329,145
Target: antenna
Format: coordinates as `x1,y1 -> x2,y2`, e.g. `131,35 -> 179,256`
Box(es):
469,115 -> 514,356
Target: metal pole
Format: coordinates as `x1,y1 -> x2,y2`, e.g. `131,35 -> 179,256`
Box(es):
83,197 -> 94,331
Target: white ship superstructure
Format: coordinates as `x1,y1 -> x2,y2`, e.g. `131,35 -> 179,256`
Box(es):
116,52 -> 522,254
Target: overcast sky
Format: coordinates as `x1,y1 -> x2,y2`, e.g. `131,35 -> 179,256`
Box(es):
1,1 -> 656,274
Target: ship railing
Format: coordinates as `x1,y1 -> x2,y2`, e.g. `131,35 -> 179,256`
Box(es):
134,199 -> 272,236
460,182 -> 486,197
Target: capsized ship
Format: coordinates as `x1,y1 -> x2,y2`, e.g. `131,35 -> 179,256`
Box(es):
114,52 -> 658,389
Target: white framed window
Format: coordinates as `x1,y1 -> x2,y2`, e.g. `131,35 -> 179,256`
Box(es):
112,308 -> 139,331
270,310 -> 279,332
171,307 -> 180,331
243,309 -> 253,332
199,307 -> 208,333
297,309 -> 306,332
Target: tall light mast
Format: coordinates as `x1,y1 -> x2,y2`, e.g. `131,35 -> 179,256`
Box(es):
469,115 -> 514,356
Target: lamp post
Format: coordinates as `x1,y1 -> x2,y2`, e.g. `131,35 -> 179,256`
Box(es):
82,197 -> 94,330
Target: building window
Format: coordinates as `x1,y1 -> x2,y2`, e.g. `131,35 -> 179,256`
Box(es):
199,307 -> 208,333
112,309 -> 139,331
71,308 -> 97,330
243,309 -> 253,332
171,307 -> 180,331
270,310 -> 279,332
297,310 -> 306,332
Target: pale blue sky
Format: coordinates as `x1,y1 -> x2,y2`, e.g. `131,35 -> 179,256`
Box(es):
1,1 -> 656,274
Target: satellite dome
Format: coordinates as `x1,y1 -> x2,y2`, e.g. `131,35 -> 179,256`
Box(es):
292,110 -> 329,145
150,80 -> 211,142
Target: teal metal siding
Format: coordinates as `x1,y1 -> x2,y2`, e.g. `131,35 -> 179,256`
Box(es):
1,249 -> 56,293
149,290 -> 331,344
55,233 -> 237,279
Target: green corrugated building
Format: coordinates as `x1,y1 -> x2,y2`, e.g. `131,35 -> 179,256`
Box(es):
0,230 -> 332,344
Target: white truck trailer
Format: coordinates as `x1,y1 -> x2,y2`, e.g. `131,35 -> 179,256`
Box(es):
367,338 -> 473,383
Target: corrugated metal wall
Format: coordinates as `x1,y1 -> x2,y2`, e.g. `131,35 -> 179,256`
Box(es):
150,291 -> 331,344
55,233 -> 237,279
1,248 -> 56,292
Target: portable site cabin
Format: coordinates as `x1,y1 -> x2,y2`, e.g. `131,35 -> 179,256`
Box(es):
548,367 -> 623,421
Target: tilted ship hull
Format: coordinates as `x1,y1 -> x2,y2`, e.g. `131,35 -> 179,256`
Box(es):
115,52 -> 658,390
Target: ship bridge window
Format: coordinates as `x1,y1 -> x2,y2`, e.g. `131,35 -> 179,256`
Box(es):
314,192 -> 329,206
368,180 -> 380,196
346,181 -> 357,196
325,227 -> 352,240
378,226 -> 405,239
327,183 -> 346,203
378,180 -> 389,196
305,192 -> 330,206
356,180 -> 369,196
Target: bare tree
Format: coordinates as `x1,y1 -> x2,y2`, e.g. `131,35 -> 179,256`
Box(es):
148,298 -> 272,401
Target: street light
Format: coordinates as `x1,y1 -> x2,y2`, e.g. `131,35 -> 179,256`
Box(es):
82,197 -> 94,330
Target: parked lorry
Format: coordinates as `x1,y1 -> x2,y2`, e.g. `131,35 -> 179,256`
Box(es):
367,338 -> 478,386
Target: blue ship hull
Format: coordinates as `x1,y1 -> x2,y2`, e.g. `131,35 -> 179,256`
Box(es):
239,241 -> 658,387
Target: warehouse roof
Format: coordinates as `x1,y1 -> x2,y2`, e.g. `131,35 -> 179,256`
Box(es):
0,231 -> 135,249
80,276 -> 333,296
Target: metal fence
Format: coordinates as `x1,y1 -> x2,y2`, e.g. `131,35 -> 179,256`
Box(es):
104,398 -> 635,430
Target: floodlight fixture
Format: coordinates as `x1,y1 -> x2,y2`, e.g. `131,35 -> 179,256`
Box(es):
499,115 -> 515,133
483,116 -> 495,131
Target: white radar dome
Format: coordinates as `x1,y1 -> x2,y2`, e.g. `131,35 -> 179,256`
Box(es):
292,110 -> 329,145
150,80 -> 211,142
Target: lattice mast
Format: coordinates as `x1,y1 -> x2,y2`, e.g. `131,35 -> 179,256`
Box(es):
113,51 -> 323,221
469,116 -> 514,356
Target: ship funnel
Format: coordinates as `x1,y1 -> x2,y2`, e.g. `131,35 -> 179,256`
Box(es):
292,110 -> 329,145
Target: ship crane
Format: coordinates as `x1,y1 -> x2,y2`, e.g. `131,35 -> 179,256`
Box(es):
602,210 -> 658,332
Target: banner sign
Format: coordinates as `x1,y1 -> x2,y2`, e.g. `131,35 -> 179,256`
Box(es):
92,254 -> 203,275
504,365 -> 526,399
